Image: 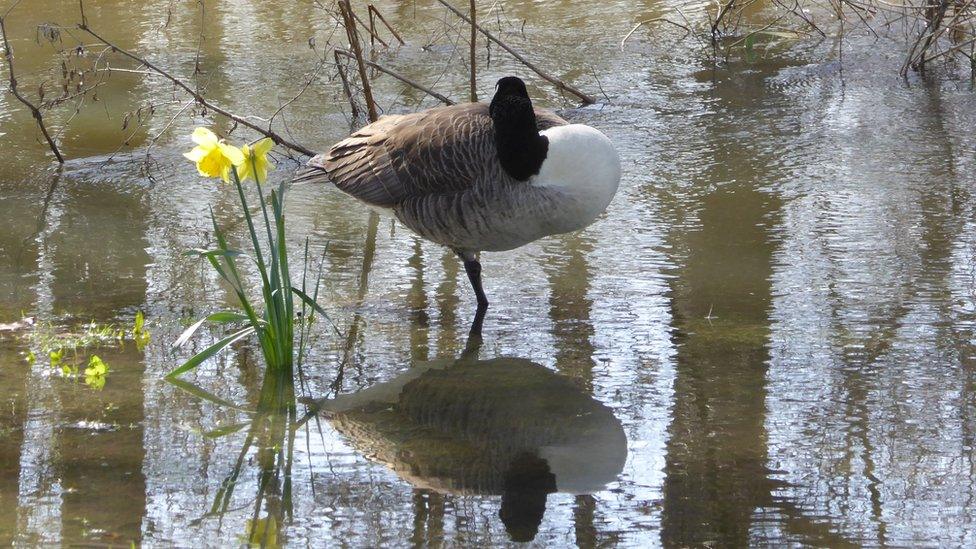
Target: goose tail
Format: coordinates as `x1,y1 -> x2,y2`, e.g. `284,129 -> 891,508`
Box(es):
292,153 -> 332,185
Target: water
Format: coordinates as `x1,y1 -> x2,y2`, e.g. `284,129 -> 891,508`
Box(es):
2,0 -> 976,546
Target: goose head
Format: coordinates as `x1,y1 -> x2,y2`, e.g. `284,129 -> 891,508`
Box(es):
490,76 -> 549,181
489,77 -> 621,225
492,75 -> 530,101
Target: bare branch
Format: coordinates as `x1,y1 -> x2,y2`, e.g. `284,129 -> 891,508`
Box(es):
0,13 -> 65,163
333,51 -> 361,120
433,0 -> 596,104
352,8 -> 388,48
75,20 -> 316,156
712,0 -> 738,42
334,48 -> 454,105
338,0 -> 378,122
367,5 -> 406,45
469,0 -> 477,103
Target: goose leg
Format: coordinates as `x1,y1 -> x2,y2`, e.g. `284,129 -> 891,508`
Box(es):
465,257 -> 488,336
455,250 -> 489,323
463,258 -> 489,309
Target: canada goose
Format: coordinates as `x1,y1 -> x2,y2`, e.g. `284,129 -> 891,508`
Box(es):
296,76 -> 621,327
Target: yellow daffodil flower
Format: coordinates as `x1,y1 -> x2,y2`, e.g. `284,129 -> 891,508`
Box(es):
183,127 -> 245,182
238,137 -> 275,184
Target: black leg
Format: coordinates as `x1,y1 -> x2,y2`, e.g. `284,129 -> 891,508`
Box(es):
455,250 -> 489,335
460,322 -> 483,361
462,256 -> 489,310
469,306 -> 487,337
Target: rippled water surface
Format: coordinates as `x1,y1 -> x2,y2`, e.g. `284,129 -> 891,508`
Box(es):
2,0 -> 976,546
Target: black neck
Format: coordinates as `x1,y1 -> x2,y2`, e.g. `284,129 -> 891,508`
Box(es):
490,95 -> 549,182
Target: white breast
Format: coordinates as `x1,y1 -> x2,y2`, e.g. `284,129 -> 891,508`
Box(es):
530,124 -> 621,235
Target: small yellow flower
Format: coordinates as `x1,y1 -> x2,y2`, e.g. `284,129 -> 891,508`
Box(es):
183,127 -> 245,183
84,355 -> 108,377
238,137 -> 275,184
84,355 -> 108,390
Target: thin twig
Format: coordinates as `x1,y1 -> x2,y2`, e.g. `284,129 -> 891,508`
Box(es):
193,0 -> 204,75
145,99 -> 194,159
367,7 -> 377,49
842,0 -> 881,38
0,13 -> 65,163
270,56 -> 330,127
338,0 -> 378,122
675,7 -> 709,49
712,0 -> 738,42
903,0 -> 950,73
620,17 -> 692,49
775,0 -> 827,37
333,50 -> 361,120
433,0 -> 596,104
469,0 -> 477,102
913,0 -> 976,67
351,9 -> 388,48
367,5 -> 406,45
920,33 -> 976,63
75,19 -> 316,156
334,48 -> 454,105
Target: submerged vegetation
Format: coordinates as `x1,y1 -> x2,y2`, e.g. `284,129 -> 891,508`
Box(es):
18,312 -> 149,389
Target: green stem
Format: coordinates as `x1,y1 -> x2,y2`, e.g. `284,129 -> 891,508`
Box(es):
273,182 -> 294,361
231,166 -> 284,368
252,156 -> 277,257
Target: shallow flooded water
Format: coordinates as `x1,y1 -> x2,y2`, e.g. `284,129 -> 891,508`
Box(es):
2,0 -> 976,546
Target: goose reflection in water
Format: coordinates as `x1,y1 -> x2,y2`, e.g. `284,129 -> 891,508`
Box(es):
305,344 -> 627,542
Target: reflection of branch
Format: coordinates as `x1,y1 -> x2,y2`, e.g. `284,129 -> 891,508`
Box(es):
14,169 -> 63,268
75,13 -> 316,157
32,172 -> 62,237
331,210 -> 380,394
776,497 -> 859,546
0,14 -> 65,163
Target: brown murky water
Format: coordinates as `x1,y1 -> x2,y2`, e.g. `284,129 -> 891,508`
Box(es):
2,0 -> 976,546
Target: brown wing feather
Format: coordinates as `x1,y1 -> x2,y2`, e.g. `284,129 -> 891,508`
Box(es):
301,102 -> 567,208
